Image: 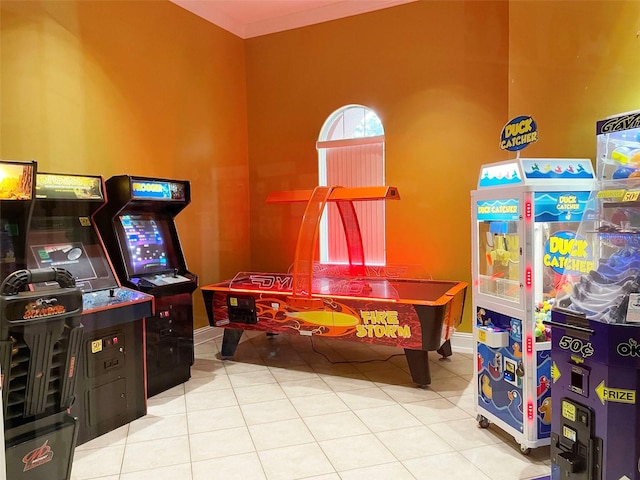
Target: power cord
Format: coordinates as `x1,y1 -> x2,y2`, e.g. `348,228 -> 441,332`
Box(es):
310,337 -> 405,364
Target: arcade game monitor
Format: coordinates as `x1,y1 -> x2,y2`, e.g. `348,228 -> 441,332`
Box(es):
202,186 -> 468,387
26,173 -> 153,445
0,160 -> 36,281
95,175 -> 197,397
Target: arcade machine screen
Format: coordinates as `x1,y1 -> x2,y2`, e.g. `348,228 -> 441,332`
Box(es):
27,217 -> 118,292
117,214 -> 184,285
119,214 -> 169,276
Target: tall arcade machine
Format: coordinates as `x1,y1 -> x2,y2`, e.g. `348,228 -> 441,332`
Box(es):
549,111 -> 640,479
95,175 -> 197,397
0,161 -> 84,480
25,173 -> 154,445
471,116 -> 596,453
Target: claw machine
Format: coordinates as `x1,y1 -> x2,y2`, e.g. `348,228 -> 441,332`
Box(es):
471,157 -> 595,453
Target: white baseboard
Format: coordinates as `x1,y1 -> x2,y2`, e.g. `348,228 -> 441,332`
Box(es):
194,325 -> 474,355
450,331 -> 473,354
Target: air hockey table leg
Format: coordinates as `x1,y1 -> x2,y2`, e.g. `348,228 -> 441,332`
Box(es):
404,349 -> 432,387
436,339 -> 453,358
220,328 -> 243,359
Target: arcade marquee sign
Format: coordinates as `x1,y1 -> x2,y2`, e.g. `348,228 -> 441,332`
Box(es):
500,115 -> 539,151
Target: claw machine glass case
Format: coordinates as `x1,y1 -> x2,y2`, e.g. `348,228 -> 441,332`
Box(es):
471,158 -> 595,453
549,111 -> 640,480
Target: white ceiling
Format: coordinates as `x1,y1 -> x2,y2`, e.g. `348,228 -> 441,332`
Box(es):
170,0 -> 417,39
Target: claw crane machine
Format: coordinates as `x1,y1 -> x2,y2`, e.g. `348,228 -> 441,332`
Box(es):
471,116 -> 595,453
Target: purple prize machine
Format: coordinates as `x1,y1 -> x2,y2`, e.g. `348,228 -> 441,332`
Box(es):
548,111 -> 640,479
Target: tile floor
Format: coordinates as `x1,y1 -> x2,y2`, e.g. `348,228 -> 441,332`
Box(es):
71,332 -> 552,480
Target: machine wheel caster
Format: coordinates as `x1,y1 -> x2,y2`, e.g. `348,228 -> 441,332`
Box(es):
519,445 -> 531,455
477,415 -> 490,429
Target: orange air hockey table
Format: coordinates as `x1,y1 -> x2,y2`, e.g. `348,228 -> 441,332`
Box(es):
201,186 -> 467,386
202,269 -> 466,386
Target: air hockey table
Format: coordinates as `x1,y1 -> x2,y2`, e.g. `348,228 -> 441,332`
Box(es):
202,185 -> 467,386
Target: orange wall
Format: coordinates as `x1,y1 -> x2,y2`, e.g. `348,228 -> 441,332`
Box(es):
245,1 -> 510,332
0,0 -> 250,328
4,1 -> 638,335
508,1 -> 640,158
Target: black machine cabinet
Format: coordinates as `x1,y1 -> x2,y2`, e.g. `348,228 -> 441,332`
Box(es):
26,173 -> 154,445
94,175 -> 197,397
1,268 -> 83,480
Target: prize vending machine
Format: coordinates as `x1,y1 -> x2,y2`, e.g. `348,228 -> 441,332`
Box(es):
471,157 -> 595,453
549,111 -> 640,480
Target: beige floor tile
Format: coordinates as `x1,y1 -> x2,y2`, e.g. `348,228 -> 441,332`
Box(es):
319,433 -> 396,471
461,442 -> 550,480
187,405 -> 246,434
241,398 -> 299,425
403,451 -> 492,480
147,394 -> 187,416
184,373 -> 233,393
192,452 -> 266,480
379,383 -> 442,404
353,404 -> 421,432
428,417 -> 504,450
71,445 -> 125,480
190,356 -> 226,378
446,393 -> 478,416
336,387 -> 399,411
259,443 -> 335,480
121,436 -> 190,473
228,369 -> 278,388
303,411 -> 370,441
339,462 -> 416,480
280,377 -> 334,398
127,413 -> 188,443
74,424 -> 128,451
402,397 -> 471,425
320,373 -> 376,392
189,427 -> 255,462
363,366 -> 414,385
249,418 -> 315,450
269,365 -> 319,383
223,359 -> 267,374
428,375 -> 474,398
185,388 -> 238,412
440,357 -> 474,376
150,383 -> 186,399
375,425 -> 455,460
234,382 -> 287,404
289,392 -> 350,418
119,463 -> 193,480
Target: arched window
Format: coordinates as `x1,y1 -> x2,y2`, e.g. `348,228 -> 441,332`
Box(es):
317,105 -> 386,265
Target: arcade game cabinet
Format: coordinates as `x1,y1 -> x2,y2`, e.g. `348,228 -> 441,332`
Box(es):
26,173 -> 154,445
95,175 -> 197,397
202,186 -> 467,387
549,111 -> 640,479
471,158 -> 595,453
0,160 -> 83,480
